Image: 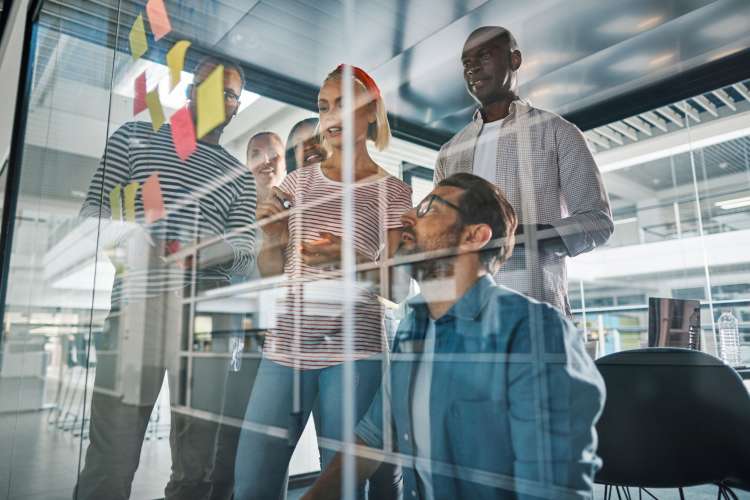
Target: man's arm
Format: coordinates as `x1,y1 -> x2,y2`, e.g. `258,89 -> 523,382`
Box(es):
80,124 -> 133,219
507,304 -> 605,500
200,170 -> 257,275
433,145 -> 448,184
304,373 -> 394,499
549,120 -> 614,257
301,437 -> 383,500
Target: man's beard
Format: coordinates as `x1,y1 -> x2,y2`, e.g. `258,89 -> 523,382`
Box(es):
395,227 -> 461,283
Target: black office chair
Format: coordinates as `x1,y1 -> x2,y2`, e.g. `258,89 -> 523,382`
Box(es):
594,348 -> 750,499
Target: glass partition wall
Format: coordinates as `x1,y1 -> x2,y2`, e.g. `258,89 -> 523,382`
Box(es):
0,1 -> 748,500
572,84 -> 750,364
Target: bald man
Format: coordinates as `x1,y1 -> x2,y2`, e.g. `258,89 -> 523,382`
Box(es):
434,26 -> 613,316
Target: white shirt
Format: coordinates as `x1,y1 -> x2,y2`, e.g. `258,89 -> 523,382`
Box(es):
471,118 -> 505,184
412,319 -> 436,499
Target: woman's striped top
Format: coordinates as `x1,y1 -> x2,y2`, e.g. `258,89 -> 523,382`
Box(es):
263,164 -> 412,369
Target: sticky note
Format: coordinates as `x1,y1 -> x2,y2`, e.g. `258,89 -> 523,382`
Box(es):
134,71 -> 147,115
196,64 -> 226,139
124,182 -> 139,222
170,106 -> 197,161
145,90 -> 165,131
146,0 -> 172,41
109,184 -> 122,221
143,172 -> 166,223
129,14 -> 148,60
166,40 -> 191,91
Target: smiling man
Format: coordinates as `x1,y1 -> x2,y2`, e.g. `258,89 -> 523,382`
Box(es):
434,26 -> 614,316
301,173 -> 605,500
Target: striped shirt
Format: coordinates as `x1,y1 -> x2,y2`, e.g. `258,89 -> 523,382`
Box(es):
263,164 -> 412,369
81,121 -> 256,301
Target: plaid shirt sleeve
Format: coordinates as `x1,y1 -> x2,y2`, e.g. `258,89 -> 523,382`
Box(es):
548,119 -> 614,257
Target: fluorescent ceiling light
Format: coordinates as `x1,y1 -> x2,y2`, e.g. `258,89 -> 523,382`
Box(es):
716,196 -> 750,210
599,15 -> 663,35
113,60 -> 259,114
614,216 -> 638,225
702,17 -> 749,39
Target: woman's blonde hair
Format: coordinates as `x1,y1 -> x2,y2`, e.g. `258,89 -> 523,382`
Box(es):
323,65 -> 391,151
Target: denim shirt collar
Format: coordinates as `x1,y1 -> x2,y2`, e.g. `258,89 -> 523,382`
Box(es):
471,97 -> 532,125
406,274 -> 497,324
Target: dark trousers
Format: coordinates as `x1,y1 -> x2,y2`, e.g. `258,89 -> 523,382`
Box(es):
74,372 -> 240,500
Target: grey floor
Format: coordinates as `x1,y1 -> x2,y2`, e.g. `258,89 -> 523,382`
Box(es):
0,410 -> 746,499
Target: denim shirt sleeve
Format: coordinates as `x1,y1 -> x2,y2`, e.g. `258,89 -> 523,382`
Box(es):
355,380 -> 386,449
507,303 -> 605,500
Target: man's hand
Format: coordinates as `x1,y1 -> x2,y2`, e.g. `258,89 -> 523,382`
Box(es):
257,187 -> 293,241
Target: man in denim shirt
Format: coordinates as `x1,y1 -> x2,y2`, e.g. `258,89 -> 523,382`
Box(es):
303,173 -> 605,500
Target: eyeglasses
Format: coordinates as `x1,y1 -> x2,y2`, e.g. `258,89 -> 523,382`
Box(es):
223,89 -> 241,103
416,194 -> 462,218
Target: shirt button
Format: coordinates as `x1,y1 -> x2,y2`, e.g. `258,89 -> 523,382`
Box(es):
403,433 -> 409,441
411,490 -> 417,497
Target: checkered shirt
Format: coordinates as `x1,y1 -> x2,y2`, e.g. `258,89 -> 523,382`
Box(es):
434,99 -> 613,316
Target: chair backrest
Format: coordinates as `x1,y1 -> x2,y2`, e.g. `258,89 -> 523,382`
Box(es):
595,348 -> 750,488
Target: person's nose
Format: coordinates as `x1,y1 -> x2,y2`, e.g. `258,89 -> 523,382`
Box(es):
401,208 -> 417,227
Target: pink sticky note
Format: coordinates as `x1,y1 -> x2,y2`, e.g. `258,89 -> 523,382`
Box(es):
146,0 -> 172,41
142,172 -> 166,223
134,71 -> 147,115
170,107 -> 197,161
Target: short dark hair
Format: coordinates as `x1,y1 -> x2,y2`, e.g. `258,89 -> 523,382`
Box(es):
466,26 -> 519,52
285,118 -> 319,174
193,55 -> 246,88
437,173 -> 517,272
246,131 -> 283,158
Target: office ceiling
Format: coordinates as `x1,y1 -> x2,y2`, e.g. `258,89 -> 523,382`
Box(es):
36,0 -> 750,146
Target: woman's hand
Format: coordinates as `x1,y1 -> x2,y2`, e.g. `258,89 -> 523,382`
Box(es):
300,232 -> 341,267
257,187 -> 293,241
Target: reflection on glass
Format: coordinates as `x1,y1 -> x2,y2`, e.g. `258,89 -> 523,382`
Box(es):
0,2 -> 748,499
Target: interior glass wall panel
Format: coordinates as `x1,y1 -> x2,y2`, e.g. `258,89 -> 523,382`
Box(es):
572,86 -> 750,366
1,1 -> 749,499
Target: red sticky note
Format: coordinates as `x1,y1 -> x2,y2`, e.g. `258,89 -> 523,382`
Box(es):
170,106 -> 197,161
142,172 -> 166,223
146,0 -> 172,41
134,71 -> 147,115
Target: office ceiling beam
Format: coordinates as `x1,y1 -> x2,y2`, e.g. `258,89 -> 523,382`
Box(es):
641,112 -> 669,132
624,116 -> 653,137
595,126 -> 624,146
713,89 -> 736,111
657,106 -> 684,128
694,95 -> 718,117
609,122 -> 639,142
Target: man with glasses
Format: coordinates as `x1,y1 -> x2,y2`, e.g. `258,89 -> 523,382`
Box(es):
75,56 -> 256,500
435,26 -> 613,316
302,173 -> 605,500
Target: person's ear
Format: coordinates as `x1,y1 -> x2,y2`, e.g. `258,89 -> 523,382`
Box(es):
510,50 -> 522,71
460,223 -> 493,252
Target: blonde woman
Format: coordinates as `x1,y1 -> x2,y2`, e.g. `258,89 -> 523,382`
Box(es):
234,65 -> 411,499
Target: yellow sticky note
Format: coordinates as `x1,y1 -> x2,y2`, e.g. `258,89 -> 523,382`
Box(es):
145,90 -> 165,131
129,13 -> 148,61
109,184 -> 122,221
196,64 -> 226,139
124,182 -> 139,222
166,40 -> 191,91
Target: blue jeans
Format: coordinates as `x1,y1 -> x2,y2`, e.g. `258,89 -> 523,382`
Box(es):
234,356 -> 401,499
